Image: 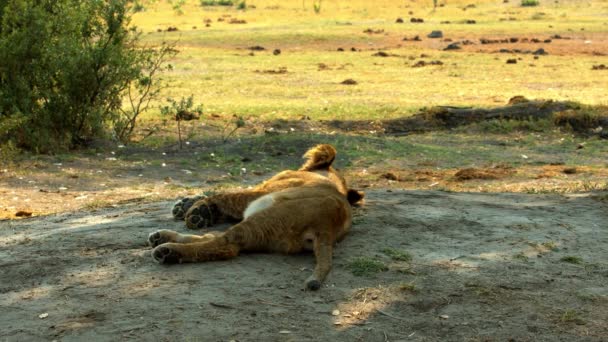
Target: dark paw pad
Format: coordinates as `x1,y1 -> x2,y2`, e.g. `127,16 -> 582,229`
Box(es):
152,246 -> 182,264
171,195 -> 205,220
148,231 -> 163,247
185,204 -> 215,229
306,279 -> 321,291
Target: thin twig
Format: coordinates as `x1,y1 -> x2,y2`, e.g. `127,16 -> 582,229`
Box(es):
256,299 -> 295,308
209,302 -> 234,309
377,309 -> 407,321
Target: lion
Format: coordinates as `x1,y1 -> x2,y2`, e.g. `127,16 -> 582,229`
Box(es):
147,144 -> 364,290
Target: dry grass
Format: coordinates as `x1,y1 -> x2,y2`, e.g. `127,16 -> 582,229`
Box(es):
130,0 -> 608,121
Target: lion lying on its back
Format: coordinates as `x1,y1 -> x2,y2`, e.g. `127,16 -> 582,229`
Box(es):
147,144 -> 364,290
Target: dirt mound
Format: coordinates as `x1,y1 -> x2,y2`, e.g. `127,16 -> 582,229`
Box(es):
454,166 -> 514,181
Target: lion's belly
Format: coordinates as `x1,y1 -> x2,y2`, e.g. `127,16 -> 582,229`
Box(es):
243,193 -> 275,219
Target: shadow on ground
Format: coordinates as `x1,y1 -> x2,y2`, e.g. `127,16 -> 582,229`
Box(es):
1,189 -> 607,341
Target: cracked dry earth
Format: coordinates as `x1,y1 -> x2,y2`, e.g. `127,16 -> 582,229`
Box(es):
1,189 -> 607,341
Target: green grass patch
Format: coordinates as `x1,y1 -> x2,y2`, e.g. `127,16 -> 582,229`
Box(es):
560,256 -> 583,264
398,282 -> 418,293
521,0 -> 540,6
560,309 -> 585,325
382,248 -> 413,262
348,257 -> 388,277
200,0 -> 234,6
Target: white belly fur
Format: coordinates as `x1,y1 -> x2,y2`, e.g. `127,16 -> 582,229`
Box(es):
244,194 -> 275,219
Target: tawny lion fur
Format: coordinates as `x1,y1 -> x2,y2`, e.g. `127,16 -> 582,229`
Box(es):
147,144 -> 364,290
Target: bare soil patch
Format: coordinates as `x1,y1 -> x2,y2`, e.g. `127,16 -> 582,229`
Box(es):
454,166 -> 515,181
1,190 -> 607,341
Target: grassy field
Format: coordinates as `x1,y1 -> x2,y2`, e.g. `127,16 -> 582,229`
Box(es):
132,0 -> 608,119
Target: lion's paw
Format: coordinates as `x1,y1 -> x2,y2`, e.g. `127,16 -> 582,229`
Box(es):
185,203 -> 217,229
305,278 -> 322,291
171,195 -> 205,220
148,230 -> 176,247
152,245 -> 182,264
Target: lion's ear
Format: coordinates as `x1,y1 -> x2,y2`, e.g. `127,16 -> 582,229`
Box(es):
347,189 -> 364,206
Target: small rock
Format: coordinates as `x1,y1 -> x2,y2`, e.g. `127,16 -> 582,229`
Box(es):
341,79 -> 358,85
396,17 -> 404,23
439,315 -> 449,319
444,43 -> 461,50
372,51 -> 390,57
39,313 -> 49,319
15,210 -> 33,217
279,330 -> 292,334
273,49 -> 281,55
332,309 -> 340,316
533,48 -> 548,55
427,30 -> 443,38
506,58 -> 517,64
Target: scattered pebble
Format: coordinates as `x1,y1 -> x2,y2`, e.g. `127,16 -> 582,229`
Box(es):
427,30 -> 443,38
15,211 -> 33,217
341,79 -> 358,85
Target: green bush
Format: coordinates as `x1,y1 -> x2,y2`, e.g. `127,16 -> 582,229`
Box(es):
0,0 -> 171,153
521,0 -> 540,6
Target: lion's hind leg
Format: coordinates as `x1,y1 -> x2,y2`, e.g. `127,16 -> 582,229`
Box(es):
171,195 -> 206,220
185,191 -> 267,229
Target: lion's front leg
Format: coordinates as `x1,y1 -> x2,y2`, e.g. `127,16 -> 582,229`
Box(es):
147,229 -> 218,247
151,235 -> 240,264
184,191 -> 268,229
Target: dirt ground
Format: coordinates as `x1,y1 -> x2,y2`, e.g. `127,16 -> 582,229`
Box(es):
1,189 -> 607,341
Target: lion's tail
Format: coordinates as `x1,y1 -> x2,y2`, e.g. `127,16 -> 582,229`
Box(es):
299,144 -> 337,171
